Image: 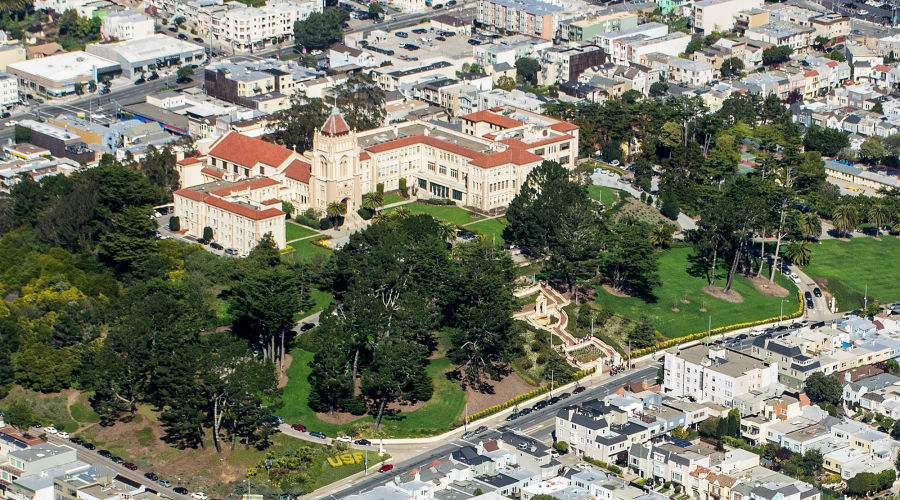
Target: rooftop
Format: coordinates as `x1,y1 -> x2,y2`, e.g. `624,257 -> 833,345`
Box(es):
8,51 -> 118,82
481,0 -> 563,16
675,344 -> 774,378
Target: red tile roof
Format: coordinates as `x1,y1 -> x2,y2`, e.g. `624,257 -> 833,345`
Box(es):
283,159 -> 311,183
209,177 -> 280,197
875,64 -> 891,72
804,70 -> 819,77
322,111 -> 350,136
460,110 -> 523,129
262,198 -> 281,205
209,131 -> 294,169
201,167 -> 224,179
204,196 -> 284,221
550,121 -> 579,133
365,134 -> 486,161
469,147 -> 542,168
177,156 -> 203,166
359,151 -> 371,160
0,426 -> 42,446
483,440 -> 499,452
174,188 -> 207,202
826,60 -> 839,67
499,134 -> 573,149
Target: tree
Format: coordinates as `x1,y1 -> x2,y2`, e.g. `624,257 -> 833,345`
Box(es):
720,57 -> 744,77
798,212 -> 821,240
869,202 -> 892,236
14,124 -> 31,143
326,200 -> 346,228
5,396 -> 36,429
832,204 -> 859,237
446,240 -> 516,387
169,216 -> 180,231
307,345 -> 353,414
367,1 -> 383,16
173,16 -> 185,26
515,57 -> 540,85
804,372 -> 842,405
362,340 -> 432,428
627,316 -> 657,349
554,441 -> 569,454
860,136 -> 886,164
361,191 -> 384,213
281,200 -> 294,218
202,226 -> 213,241
784,241 -> 811,267
495,75 -> 516,91
649,224 -> 674,248
176,65 -> 194,83
803,125 -> 849,157
601,220 -> 660,299
293,9 -> 347,51
649,82 -> 669,96
336,73 -> 385,131
828,50 -> 846,62
872,102 -> 884,115
140,146 -> 179,202
763,45 -> 793,65
269,94 -> 330,152
886,359 -> 900,375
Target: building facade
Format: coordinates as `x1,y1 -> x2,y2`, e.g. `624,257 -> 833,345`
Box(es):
663,345 -> 779,406
100,11 -> 155,40
476,0 -> 563,40
211,0 -> 322,52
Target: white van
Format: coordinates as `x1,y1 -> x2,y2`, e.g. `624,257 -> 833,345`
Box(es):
750,326 -> 766,336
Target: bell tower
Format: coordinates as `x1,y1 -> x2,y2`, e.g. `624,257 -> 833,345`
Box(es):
310,106 -> 361,212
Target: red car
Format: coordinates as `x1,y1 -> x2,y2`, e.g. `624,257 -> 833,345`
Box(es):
291,424 -> 306,432
378,464 -> 394,473
573,386 -> 586,394
123,463 -> 138,471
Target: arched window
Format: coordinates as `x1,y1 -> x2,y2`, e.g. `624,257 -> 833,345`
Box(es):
320,158 -> 328,178
340,157 -> 348,178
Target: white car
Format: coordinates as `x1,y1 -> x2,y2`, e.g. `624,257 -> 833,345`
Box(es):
790,274 -> 802,284
57,432 -> 70,439
191,493 -> 208,500
43,426 -> 57,434
607,171 -> 615,177
335,436 -> 352,443
610,160 -> 621,167
7,120 -> 17,126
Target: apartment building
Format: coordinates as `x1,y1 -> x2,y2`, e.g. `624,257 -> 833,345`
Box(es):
663,345 -> 779,406
561,11 -> 639,41
476,0 -> 563,40
810,13 -> 850,39
0,72 -> 18,107
745,22 -> 815,51
643,53 -> 714,86
597,22 -> 668,55
211,0 -> 323,52
692,0 -> 764,35
203,58 -> 323,112
100,11 -> 154,40
610,32 -> 690,65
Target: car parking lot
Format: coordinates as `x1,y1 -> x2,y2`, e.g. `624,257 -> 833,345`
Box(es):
359,22 -> 477,63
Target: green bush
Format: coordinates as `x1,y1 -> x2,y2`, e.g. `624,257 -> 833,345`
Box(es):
341,396 -> 367,415
168,216 -> 180,231
202,226 -> 213,240
295,208 -> 321,228
357,207 -> 374,220
319,218 -> 333,230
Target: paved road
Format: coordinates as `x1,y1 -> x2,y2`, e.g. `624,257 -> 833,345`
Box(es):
316,365 -> 660,499
46,435 -> 194,500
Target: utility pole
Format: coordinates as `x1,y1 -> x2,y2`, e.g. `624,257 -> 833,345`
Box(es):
865,284 -> 868,310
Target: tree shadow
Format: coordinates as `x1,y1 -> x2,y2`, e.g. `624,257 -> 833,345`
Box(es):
685,252 -> 710,280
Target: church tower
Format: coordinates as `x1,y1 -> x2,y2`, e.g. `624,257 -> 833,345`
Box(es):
310,106 -> 362,212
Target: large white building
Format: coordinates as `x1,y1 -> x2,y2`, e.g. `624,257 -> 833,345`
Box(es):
32,0 -> 90,13
692,0 -> 763,35
0,72 -> 19,107
663,345 -> 779,406
609,32 -> 690,65
7,51 -> 119,97
85,34 -> 205,78
100,11 -> 155,41
211,0 -> 323,52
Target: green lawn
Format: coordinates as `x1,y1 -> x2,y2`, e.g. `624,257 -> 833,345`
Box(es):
465,217 -> 508,244
383,193 -> 406,205
386,202 -> 483,225
70,402 -> 100,423
282,238 -> 333,262
587,185 -> 620,206
593,247 -> 800,338
280,350 -> 466,437
286,221 -> 317,242
803,236 -> 900,310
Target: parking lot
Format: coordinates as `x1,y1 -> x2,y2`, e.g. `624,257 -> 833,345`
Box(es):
361,21 -> 477,63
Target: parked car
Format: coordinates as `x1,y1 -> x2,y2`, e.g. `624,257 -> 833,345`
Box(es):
191,492 -> 208,500
505,412 -> 519,421
474,425 -> 488,434
412,28 -> 426,33
110,456 -> 123,463
813,287 -> 823,297
70,437 -> 83,445
460,431 -> 476,439
291,424 -> 306,432
805,291 -> 813,300
395,31 -> 408,37
123,462 -> 138,470
43,426 -> 57,434
309,431 -> 327,439
335,436 -> 352,443
57,431 -> 69,439
299,322 -> 315,332
354,439 -> 371,445
573,386 -> 586,394
174,487 -> 189,495
144,472 -> 159,481
193,36 -> 203,42
559,392 -> 571,399
168,26 -> 177,32
210,242 -> 224,250
158,479 -> 172,488
435,36 -> 445,41
83,443 -> 95,450
806,298 -> 814,309
548,396 -> 561,405
177,33 -> 188,40
378,464 -> 394,473
518,407 -> 533,416
532,401 -> 547,411
98,450 -> 112,457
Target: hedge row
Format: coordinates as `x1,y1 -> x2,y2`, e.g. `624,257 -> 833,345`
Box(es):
462,367 -> 596,424
627,290 -> 805,359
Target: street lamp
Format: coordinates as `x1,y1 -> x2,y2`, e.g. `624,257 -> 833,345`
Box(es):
780,298 -> 787,324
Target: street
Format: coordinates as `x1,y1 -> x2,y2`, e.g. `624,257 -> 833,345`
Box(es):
315,365 -> 660,499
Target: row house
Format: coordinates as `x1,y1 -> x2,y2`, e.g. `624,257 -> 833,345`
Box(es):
663,345 -> 779,406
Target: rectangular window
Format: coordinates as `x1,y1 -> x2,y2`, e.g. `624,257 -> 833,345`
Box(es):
233,164 -> 238,173
418,178 -> 427,189
561,142 -> 570,150
259,166 -> 265,175
428,161 -> 435,171
452,189 -> 463,200
451,168 -> 458,179
535,147 -> 545,155
439,165 -> 447,175
560,155 -> 570,164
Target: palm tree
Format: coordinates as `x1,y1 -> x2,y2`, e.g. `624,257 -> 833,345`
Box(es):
869,202 -> 891,236
832,205 -> 858,237
784,241 -> 812,267
326,200 -> 346,228
799,212 -> 822,241
648,224 -> 673,248
361,191 -> 384,213
372,206 -> 411,224
437,221 -> 457,242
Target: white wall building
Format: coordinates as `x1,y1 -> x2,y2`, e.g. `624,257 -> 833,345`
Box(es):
32,0 -> 90,14
692,0 -> 763,35
663,345 -> 779,406
0,72 -> 19,107
212,0 -> 323,52
101,11 -> 155,41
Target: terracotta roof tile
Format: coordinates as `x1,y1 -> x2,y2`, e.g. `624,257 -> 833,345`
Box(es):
201,167 -> 224,179
209,177 -> 280,197
262,198 -> 281,205
365,135 -> 486,161
174,188 -> 207,202
875,64 -> 891,72
483,440 -> 499,452
499,133 -> 573,149
460,110 -> 523,129
284,159 -> 311,183
209,131 -> 294,169
205,196 -> 284,220
804,70 -> 819,77
322,111 -> 350,136
469,147 -> 542,168
178,156 -> 203,166
359,151 -> 371,160
550,121 -> 579,132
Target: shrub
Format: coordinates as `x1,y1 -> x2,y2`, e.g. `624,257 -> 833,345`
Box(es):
399,177 -> 408,197
554,441 -> 569,454
295,208 -> 321,228
202,226 -> 213,240
536,353 -> 547,364
341,396 -> 367,415
319,218 -> 333,230
168,216 -> 180,231
376,182 -> 384,194
660,197 -> 680,220
418,198 -> 455,206
357,207 -> 374,220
